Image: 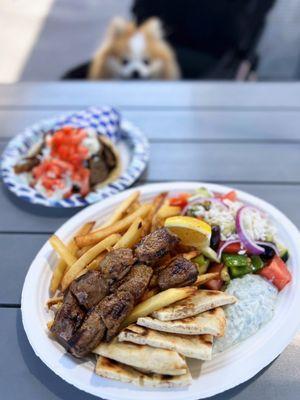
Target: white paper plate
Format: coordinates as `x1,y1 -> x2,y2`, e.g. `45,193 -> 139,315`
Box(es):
21,182 -> 300,399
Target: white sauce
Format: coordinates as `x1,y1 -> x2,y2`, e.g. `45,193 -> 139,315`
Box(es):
81,128 -> 101,157
214,274 -> 278,353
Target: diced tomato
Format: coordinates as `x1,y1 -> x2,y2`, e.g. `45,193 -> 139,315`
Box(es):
33,126 -> 92,197
220,190 -> 237,202
169,193 -> 190,208
204,263 -> 224,290
258,255 -> 291,290
219,241 -> 243,254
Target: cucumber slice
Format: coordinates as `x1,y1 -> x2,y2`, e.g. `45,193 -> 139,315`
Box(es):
202,247 -> 220,263
277,243 -> 289,262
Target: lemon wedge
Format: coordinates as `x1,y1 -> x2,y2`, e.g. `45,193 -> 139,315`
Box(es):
164,216 -> 211,249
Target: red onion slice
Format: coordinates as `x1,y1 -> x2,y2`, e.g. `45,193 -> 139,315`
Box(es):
217,239 -> 241,258
236,206 -> 265,255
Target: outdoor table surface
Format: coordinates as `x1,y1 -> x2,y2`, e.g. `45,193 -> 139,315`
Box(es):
0,82 -> 300,400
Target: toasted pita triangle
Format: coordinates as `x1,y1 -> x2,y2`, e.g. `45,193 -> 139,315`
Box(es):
119,324 -> 213,360
152,289 -> 236,321
95,356 -> 192,387
137,307 -> 226,337
93,339 -> 187,376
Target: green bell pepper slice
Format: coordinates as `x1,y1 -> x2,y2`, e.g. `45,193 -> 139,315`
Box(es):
192,255 -> 210,275
222,253 -> 251,268
250,255 -> 264,272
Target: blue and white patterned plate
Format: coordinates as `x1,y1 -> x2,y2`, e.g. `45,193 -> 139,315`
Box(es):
0,107 -> 149,207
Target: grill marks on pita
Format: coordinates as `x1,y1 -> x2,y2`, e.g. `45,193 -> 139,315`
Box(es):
152,290 -> 237,321
95,355 -> 192,388
119,325 -> 214,360
137,307 -> 226,337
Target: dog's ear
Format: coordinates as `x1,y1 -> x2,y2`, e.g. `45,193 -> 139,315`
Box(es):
141,18 -> 164,39
106,17 -> 133,40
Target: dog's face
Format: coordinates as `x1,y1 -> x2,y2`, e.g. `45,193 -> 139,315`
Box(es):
102,18 -> 176,80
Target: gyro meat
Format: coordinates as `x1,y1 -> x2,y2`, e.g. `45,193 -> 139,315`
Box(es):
100,248 -> 135,282
114,264 -> 153,302
158,256 -> 198,290
70,270 -> 109,310
134,228 -> 179,266
51,291 -> 85,350
100,290 -> 135,341
68,304 -> 107,358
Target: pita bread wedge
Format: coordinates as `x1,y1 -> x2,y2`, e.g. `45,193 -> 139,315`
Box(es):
137,307 -> 226,337
93,339 -> 187,376
95,356 -> 192,387
152,289 -> 236,321
119,325 -> 213,360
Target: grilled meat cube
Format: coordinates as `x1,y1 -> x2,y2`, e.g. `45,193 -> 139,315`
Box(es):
14,157 -> 40,174
68,304 -> 106,358
100,291 -> 135,341
102,141 -> 117,169
135,228 -> 180,266
100,248 -> 134,282
89,155 -> 110,186
158,256 -> 198,290
51,291 -> 85,350
115,264 -> 153,303
89,138 -> 117,187
70,270 -> 109,310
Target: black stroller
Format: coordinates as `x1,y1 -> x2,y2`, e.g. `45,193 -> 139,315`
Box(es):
64,0 -> 275,80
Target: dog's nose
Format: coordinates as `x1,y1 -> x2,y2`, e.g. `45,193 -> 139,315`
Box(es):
131,70 -> 141,79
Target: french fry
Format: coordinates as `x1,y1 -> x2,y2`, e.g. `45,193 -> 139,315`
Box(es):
86,253 -> 107,271
75,267 -> 88,280
142,192 -> 167,235
122,286 -> 197,327
195,272 -> 220,286
113,217 -> 144,249
101,191 -> 140,228
157,205 -> 181,220
75,204 -> 151,247
49,235 -> 77,267
182,250 -> 199,260
49,221 -> 95,294
76,244 -> 93,258
46,296 -> 64,308
47,320 -> 54,330
151,205 -> 181,231
125,200 -> 141,215
61,234 -> 121,290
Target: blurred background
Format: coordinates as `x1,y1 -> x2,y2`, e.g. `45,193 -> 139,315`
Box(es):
1,0 -> 300,83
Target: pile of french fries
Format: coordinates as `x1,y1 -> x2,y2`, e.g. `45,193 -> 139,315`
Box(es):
47,190 -> 219,327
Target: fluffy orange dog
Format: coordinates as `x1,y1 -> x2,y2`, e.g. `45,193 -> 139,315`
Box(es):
88,17 -> 180,80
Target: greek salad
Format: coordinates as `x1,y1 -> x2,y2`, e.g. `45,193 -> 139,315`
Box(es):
168,187 -> 292,292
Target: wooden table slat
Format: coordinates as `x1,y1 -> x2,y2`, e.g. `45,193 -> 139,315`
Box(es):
1,109 -> 300,141
0,82 -> 300,109
1,141 -> 300,184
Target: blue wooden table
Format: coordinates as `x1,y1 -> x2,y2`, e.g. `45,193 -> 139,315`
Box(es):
0,82 -> 300,399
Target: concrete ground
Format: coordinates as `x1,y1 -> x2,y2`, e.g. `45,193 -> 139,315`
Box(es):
1,0 -> 300,82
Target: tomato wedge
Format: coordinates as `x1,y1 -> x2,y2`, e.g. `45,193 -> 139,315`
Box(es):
219,241 -> 242,254
204,263 -> 224,290
258,255 -> 291,291
220,190 -> 237,202
169,193 -> 190,208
